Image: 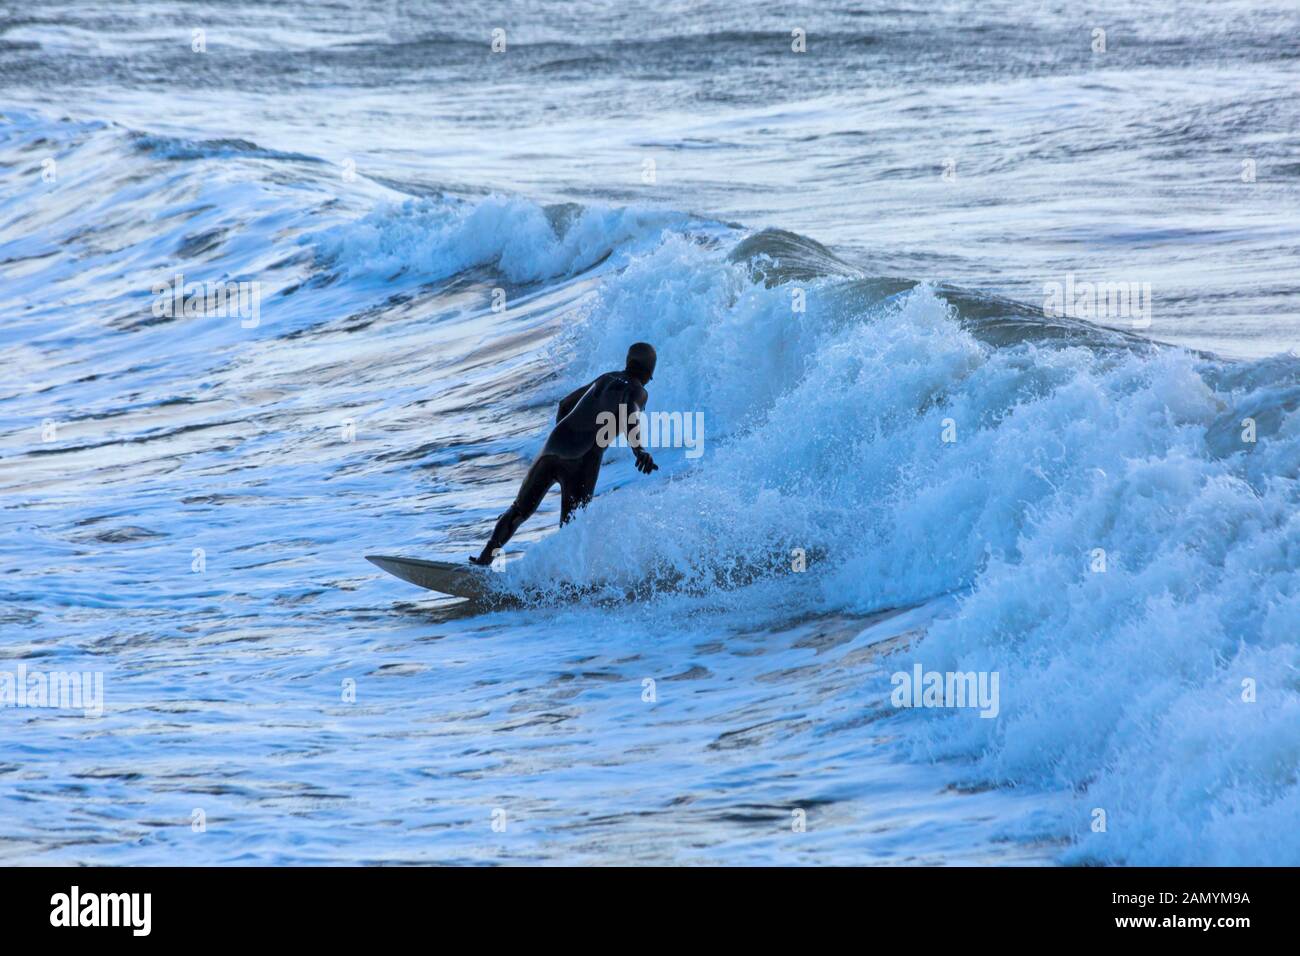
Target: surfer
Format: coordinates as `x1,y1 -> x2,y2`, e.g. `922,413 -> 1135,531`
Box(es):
470,342 -> 660,565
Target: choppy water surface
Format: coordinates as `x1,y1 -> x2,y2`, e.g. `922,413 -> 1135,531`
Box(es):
1,1 -> 1298,864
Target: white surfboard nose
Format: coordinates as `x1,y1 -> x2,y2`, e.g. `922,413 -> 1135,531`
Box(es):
367,554 -> 495,602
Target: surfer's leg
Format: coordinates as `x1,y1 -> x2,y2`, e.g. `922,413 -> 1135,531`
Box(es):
472,456 -> 558,564
559,447 -> 603,525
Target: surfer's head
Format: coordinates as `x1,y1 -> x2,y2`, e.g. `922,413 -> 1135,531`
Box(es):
625,342 -> 656,384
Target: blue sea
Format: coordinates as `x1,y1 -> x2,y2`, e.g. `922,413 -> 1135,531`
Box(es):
2,0 -> 1299,865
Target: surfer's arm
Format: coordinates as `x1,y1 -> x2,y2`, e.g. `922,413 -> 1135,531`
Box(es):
628,387 -> 658,474
555,380 -> 593,423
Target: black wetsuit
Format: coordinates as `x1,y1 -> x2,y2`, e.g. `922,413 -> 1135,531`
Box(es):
474,370 -> 652,562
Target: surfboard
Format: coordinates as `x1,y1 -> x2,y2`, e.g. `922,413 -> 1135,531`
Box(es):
366,555 -> 509,604
368,546 -> 832,607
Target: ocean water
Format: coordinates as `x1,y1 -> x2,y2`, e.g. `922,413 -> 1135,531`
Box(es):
1,1 -> 1298,865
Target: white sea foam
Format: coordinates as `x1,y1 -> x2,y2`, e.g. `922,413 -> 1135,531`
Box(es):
310,195 -> 694,285
500,212 -> 1300,864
